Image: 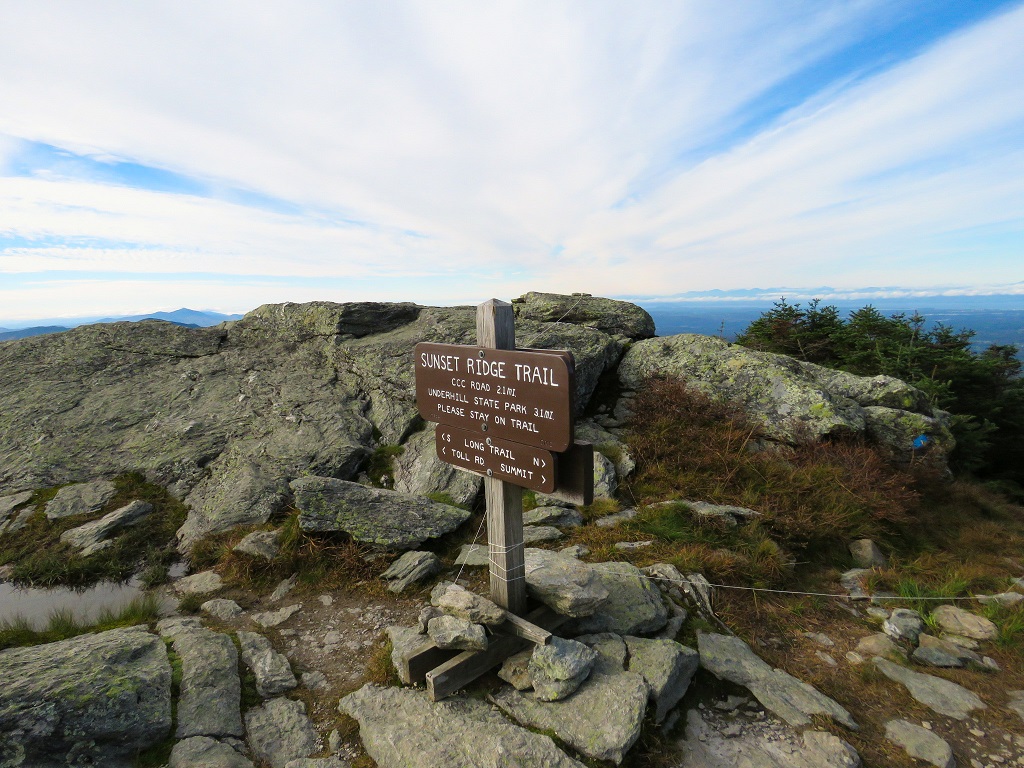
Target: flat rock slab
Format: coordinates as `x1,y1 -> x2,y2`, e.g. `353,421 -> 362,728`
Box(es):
0,626 -> 172,767
382,550 -> 441,593
678,708 -> 862,768
166,626 -> 243,738
203,598 -> 244,621
175,570 -> 225,595
291,476 -> 471,550
245,697 -> 318,768
59,500 -> 153,555
565,561 -> 668,636
237,631 -> 298,698
523,506 -> 583,527
625,636 -> 700,724
524,548 -> 609,618
253,604 -> 303,628
454,543 -> 489,567
522,525 -> 564,544
234,529 -> 281,561
0,491 -> 33,523
431,582 -> 506,625
931,605 -> 998,641
340,683 -> 586,768
885,719 -> 955,768
873,657 -> 986,719
698,633 -> 857,730
44,479 -> 117,519
491,669 -> 649,765
170,736 -> 255,768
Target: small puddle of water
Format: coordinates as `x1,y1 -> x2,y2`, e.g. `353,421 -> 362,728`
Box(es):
0,563 -> 185,630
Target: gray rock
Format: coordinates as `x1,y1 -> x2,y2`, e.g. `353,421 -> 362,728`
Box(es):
803,631 -> 835,647
0,491 -> 32,525
170,736 -> 255,768
1008,690 -> 1024,721
44,479 -> 117,519
175,569 -> 224,595
291,476 -> 472,550
285,759 -> 350,768
381,550 -> 441,593
931,605 -> 998,640
679,709 -> 862,768
912,645 -> 964,668
269,574 -> 298,602
454,543 -> 489,567
427,615 -> 488,651
498,649 -> 534,690
523,505 -> 584,527
873,657 -> 986,719
245,697 -> 318,768
387,625 -> 425,676
560,544 -> 590,558
430,582 -> 506,626
885,719 -> 955,768
862,406 -> 955,469
976,591 -> 1024,608
234,529 -> 281,560
0,626 -> 172,767
884,608 -> 924,644
524,548 -> 610,617
417,605 -> 443,634
166,625 -> 243,738
678,500 -> 761,527
566,561 -> 668,636
697,632 -> 857,729
624,636 -> 700,723
522,525 -> 564,544
59,499 -> 153,555
849,539 -> 888,568
491,668 -> 649,764
528,637 -> 598,701
340,683 -> 587,767
593,452 -> 618,499
594,507 -> 638,527
575,419 -> 636,479
917,633 -> 980,665
2,507 -> 34,535
202,598 -> 244,621
237,631 -> 298,698
512,291 -> 655,340
614,540 -> 654,551
392,428 -> 482,507
839,568 -> 872,600
940,632 -> 979,650
253,604 -> 303,628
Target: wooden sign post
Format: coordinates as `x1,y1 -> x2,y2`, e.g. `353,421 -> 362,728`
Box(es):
476,298 -> 527,615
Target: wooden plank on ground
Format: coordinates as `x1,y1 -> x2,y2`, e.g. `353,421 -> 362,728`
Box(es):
400,639 -> 460,685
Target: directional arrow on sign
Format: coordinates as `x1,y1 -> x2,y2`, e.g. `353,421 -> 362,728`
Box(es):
434,425 -> 557,493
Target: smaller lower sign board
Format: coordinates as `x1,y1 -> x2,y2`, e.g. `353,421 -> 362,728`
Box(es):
435,425 -> 556,493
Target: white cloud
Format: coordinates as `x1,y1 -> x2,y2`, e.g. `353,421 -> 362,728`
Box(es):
0,1 -> 1021,315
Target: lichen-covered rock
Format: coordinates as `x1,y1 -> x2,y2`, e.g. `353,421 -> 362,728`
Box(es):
931,605 -> 998,640
512,292 -> 655,341
698,632 -> 857,729
528,637 -> 598,701
566,561 -> 668,636
237,631 -> 298,698
59,500 -> 153,555
234,529 -> 282,560
593,452 -> 618,499
498,649 -> 534,691
524,548 -> 610,618
0,491 -> 33,528
45,479 -> 117,519
862,406 -> 954,468
849,539 -> 888,569
873,657 -> 986,719
170,736 -> 255,768
0,626 -> 172,767
523,506 -> 584,527
244,697 -> 318,768
430,582 -> 506,626
883,609 -> 924,645
428,615 -> 488,651
340,684 -> 587,768
491,668 -> 649,764
164,625 -> 243,738
292,476 -> 471,550
392,428 -> 482,507
382,550 -> 442,593
624,636 -> 700,723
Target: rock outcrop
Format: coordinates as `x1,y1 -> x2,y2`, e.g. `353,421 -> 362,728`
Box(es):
0,626 -> 173,767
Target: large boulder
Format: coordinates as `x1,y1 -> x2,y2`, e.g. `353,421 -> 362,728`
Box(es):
60,500 -> 154,555
0,626 -> 172,767
291,476 -> 472,550
340,684 -> 587,768
512,292 -> 655,340
523,548 -> 610,617
565,561 -> 668,636
617,334 -> 952,465
392,428 -> 481,507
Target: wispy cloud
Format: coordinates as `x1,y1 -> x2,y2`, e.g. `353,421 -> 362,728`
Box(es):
0,1 -> 1021,317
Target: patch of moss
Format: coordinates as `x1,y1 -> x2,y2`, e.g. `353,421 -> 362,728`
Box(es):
367,445 -> 404,487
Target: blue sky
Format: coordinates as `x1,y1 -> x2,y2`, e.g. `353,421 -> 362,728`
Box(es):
1,1 -> 1022,321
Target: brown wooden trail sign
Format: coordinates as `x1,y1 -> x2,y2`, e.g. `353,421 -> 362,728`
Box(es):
435,424 -> 556,493
409,298 -> 593,701
415,341 -> 574,452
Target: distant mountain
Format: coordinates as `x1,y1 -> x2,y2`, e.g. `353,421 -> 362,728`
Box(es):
0,309 -> 244,343
0,326 -> 72,342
